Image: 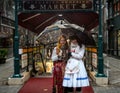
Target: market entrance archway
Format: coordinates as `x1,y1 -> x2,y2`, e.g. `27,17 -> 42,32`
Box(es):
13,0 -> 105,79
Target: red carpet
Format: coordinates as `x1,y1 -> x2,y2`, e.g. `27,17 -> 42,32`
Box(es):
18,77 -> 53,93
18,77 -> 94,93
82,86 -> 94,93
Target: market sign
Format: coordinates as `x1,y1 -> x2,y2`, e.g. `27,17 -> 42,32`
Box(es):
20,0 -> 93,12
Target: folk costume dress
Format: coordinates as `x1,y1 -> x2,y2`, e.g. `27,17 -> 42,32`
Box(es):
62,44 -> 89,88
51,47 -> 67,93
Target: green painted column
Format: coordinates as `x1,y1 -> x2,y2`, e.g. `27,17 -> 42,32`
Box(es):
12,0 -> 22,78
96,0 -> 105,77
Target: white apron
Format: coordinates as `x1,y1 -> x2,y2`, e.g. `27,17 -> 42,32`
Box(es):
65,58 -> 80,74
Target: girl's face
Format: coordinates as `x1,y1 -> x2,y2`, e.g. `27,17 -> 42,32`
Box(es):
71,39 -> 78,45
60,37 -> 66,46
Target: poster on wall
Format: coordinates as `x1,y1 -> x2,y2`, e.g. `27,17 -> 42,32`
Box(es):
21,53 -> 28,68
28,52 -> 33,65
46,61 -> 53,73
92,53 -> 97,68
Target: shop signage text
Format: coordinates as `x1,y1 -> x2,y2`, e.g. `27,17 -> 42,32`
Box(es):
22,0 -> 93,11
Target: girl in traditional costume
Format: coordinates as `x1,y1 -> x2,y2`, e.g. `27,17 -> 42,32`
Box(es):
51,35 -> 68,93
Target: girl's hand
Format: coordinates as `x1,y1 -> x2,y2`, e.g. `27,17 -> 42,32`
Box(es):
71,49 -> 75,52
56,48 -> 60,55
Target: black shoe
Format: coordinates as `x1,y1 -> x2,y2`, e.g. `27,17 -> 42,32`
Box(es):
64,87 -> 68,93
76,87 -> 81,92
52,87 -> 56,93
65,87 -> 81,92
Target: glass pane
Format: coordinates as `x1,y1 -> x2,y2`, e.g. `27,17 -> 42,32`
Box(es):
118,30 -> 120,56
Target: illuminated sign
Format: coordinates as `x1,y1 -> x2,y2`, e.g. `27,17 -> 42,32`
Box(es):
21,0 -> 93,12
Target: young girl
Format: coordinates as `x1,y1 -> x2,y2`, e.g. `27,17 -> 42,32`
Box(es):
62,35 -> 89,93
51,35 -> 68,93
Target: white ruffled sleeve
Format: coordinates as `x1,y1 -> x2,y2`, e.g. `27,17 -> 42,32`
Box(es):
71,45 -> 85,60
51,47 -> 59,61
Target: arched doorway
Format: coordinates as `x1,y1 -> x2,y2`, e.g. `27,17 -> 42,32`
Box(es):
10,0 -> 107,89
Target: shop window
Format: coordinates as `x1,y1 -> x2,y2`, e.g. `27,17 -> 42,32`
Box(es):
0,38 -> 9,48
109,4 -> 113,17
118,2 -> 120,12
118,30 -> 120,56
108,0 -> 120,17
109,30 -> 120,57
